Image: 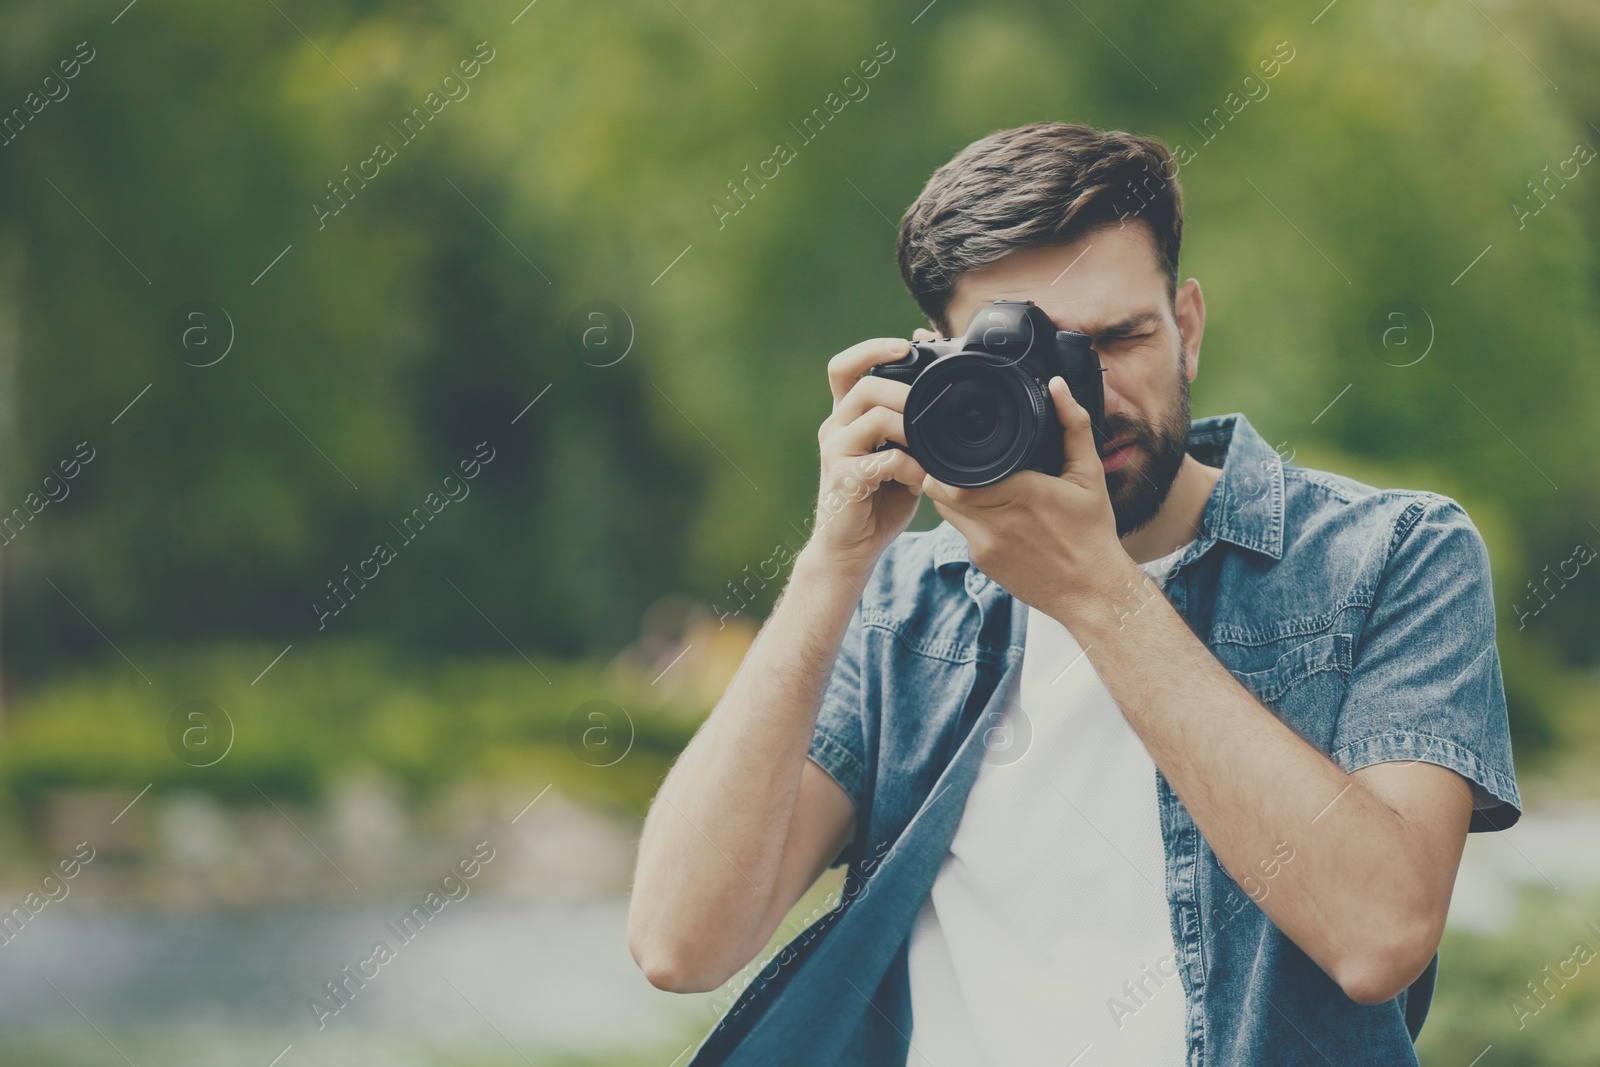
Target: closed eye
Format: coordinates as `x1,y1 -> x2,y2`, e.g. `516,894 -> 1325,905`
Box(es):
1099,331 -> 1153,346
1079,308 -> 1165,347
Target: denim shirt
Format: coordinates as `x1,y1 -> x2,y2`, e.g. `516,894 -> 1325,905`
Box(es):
687,412 -> 1520,1067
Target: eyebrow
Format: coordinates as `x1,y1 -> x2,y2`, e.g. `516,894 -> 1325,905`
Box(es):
1072,309 -> 1164,342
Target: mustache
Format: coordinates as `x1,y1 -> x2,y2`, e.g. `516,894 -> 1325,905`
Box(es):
1098,412 -> 1158,453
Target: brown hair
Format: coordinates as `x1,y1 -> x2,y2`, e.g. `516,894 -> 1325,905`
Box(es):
896,122 -> 1184,335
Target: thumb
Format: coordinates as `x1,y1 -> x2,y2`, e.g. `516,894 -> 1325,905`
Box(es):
1049,376 -> 1103,484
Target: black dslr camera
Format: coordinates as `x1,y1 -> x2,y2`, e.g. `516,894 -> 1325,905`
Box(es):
869,300 -> 1107,488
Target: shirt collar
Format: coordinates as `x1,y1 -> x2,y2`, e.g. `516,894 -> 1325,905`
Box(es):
929,411 -> 1285,572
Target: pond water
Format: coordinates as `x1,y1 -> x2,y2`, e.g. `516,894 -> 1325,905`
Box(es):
0,893 -> 714,1065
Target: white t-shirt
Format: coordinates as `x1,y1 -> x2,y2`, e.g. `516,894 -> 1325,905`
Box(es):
906,544 -> 1192,1067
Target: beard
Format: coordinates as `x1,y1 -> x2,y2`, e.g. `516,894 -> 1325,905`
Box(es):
1102,347 -> 1193,538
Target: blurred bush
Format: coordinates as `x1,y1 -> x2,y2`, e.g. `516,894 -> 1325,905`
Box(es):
0,640 -> 701,823
1419,887 -> 1600,1065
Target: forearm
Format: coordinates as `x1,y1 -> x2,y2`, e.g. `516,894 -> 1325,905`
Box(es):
630,546 -> 862,979
1047,560 -> 1437,996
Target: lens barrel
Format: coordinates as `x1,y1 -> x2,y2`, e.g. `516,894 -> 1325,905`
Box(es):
902,352 -> 1051,487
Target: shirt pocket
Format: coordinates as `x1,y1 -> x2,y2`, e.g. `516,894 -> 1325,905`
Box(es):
1224,631 -> 1354,706
1207,631 -> 1356,880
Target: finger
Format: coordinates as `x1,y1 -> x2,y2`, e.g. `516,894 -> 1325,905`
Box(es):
1050,376 -> 1103,483
823,406 -> 906,458
830,375 -> 912,426
858,447 -> 927,495
911,327 -> 938,341
827,337 -> 911,406
919,474 -> 966,509
920,474 -> 1012,511
924,483 -> 977,538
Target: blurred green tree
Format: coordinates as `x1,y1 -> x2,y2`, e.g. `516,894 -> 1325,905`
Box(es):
0,0 -> 1593,713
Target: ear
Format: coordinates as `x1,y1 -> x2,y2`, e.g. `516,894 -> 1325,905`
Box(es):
1174,278 -> 1205,381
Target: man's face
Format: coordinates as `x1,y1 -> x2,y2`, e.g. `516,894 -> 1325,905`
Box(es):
942,223 -> 1204,537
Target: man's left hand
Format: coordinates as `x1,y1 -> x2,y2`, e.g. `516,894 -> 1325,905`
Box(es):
922,373 -> 1131,617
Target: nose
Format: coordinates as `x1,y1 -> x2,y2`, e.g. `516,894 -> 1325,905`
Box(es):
1099,372 -> 1128,423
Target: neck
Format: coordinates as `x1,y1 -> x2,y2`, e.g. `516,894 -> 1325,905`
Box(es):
1120,454 -> 1222,564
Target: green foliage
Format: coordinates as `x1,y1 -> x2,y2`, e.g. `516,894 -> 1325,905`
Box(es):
1419,888 -> 1600,1065
0,641 -> 699,818
0,0 -> 1596,692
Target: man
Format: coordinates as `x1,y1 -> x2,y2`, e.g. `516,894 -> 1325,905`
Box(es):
628,122 -> 1520,1066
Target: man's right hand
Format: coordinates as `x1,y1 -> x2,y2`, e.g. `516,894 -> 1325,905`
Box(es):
807,336 -> 930,580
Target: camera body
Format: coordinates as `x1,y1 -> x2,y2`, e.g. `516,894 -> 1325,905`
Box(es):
870,300 -> 1107,488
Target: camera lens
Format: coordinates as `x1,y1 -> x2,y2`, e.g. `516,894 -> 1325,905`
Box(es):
903,354 -> 1048,487
944,384 -> 1001,448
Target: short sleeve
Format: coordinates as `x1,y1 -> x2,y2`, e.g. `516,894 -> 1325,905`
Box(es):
1329,497 -> 1522,832
807,597 -> 870,869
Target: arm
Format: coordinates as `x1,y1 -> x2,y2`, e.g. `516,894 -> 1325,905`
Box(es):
628,337 -> 930,992
926,377 -> 1489,1006
627,554 -> 862,992
1046,556 -> 1474,1005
